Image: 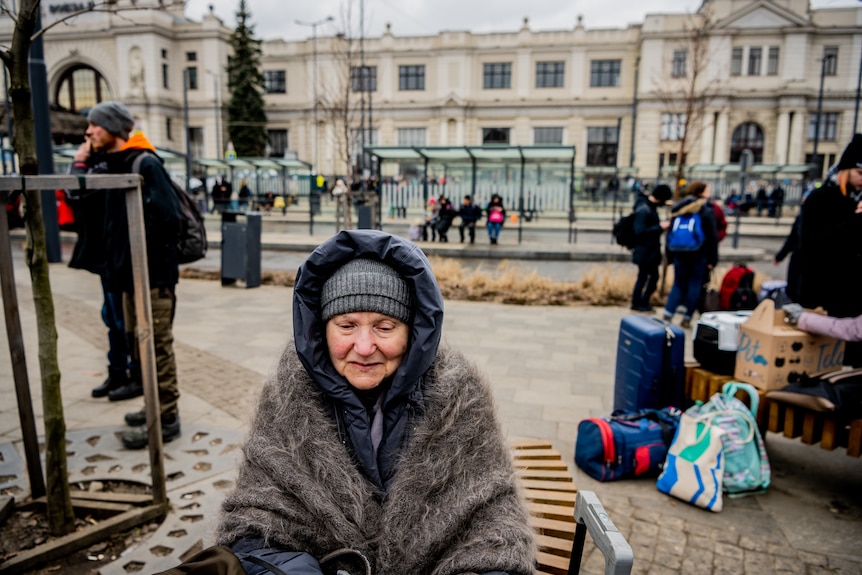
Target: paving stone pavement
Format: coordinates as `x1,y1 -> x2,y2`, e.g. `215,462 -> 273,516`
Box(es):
1,245 -> 861,574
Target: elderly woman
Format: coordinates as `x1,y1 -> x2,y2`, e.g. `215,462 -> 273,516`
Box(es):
216,230 -> 535,575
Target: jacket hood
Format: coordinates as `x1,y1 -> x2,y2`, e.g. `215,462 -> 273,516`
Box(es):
292,230 -> 444,490
120,131 -> 158,154
671,196 -> 706,217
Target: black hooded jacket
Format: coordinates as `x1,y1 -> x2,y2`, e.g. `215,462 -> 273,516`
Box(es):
292,230 -> 444,491
631,192 -> 664,266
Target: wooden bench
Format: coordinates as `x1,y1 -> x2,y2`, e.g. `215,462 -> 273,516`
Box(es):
686,366 -> 862,457
512,441 -> 579,575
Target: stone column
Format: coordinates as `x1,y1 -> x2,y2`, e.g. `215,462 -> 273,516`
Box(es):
774,111 -> 790,165
700,113 -> 715,164
713,112 -> 730,165
788,111 -> 805,165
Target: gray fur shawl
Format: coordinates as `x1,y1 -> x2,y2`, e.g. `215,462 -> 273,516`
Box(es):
217,343 -> 536,575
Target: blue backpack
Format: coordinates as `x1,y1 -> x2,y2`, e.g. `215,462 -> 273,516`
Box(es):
667,212 -> 704,252
575,407 -> 681,482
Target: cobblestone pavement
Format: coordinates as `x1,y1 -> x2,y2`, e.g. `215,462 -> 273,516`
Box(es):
1,245 -> 861,575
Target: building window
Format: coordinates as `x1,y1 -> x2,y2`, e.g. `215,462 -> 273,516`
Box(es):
536,61 -> 565,88
807,112 -> 838,142
586,126 -> 619,166
55,65 -> 111,113
660,113 -> 687,141
729,122 -> 764,163
397,128 -> 427,146
748,47 -> 762,76
264,70 -> 286,94
166,117 -> 173,141
481,128 -> 510,145
767,47 -> 779,76
267,129 -> 289,157
483,63 -> 512,89
823,46 -> 838,76
590,60 -> 621,87
186,67 -> 198,90
671,50 -> 687,78
186,51 -> 197,62
162,63 -> 169,89
188,127 -> 204,159
351,66 -> 377,92
534,127 -> 563,145
731,47 -> 743,76
398,65 -> 425,91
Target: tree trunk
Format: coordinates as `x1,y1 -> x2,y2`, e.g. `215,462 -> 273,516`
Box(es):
7,0 -> 75,536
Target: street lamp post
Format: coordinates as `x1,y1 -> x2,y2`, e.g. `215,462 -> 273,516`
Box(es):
812,52 -> 834,181
183,67 -> 192,194
296,16 -> 334,177
206,70 -> 222,159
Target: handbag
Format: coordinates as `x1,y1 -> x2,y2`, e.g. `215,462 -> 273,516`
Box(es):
656,411 -> 725,512
574,408 -> 680,482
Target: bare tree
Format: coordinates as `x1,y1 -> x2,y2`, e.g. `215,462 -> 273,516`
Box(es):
652,11 -> 721,198
0,0 -> 182,536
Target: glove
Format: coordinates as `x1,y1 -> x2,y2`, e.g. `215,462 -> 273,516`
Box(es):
783,303 -> 804,324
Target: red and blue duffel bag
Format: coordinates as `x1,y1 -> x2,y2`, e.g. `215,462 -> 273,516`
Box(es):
575,407 -> 681,482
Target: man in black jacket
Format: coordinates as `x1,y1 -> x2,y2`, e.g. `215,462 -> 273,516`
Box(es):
457,195 -> 483,244
71,101 -> 182,449
630,184 -> 672,312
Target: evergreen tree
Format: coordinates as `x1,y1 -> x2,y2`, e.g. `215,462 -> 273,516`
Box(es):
227,0 -> 267,157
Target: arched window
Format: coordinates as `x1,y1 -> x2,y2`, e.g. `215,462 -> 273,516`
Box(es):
55,65 -> 111,113
729,122 -> 764,164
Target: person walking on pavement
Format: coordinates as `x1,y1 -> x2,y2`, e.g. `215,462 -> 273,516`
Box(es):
798,133 -> 862,367
486,193 -> 506,244
216,229 -> 535,575
630,184 -> 672,312
74,101 -> 183,449
457,194 -> 482,244
662,181 -> 719,329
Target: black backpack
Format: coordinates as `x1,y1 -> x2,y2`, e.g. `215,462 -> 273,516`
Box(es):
132,153 -> 207,264
613,212 -> 637,250
729,267 -> 758,311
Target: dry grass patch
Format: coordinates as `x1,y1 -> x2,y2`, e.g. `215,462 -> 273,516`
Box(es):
181,258 -> 639,307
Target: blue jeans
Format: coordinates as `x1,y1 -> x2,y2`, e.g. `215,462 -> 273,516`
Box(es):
101,277 -> 130,372
664,254 -> 708,320
487,222 -> 502,240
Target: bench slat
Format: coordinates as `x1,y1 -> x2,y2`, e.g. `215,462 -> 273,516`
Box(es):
526,501 -> 576,522
516,469 -> 574,482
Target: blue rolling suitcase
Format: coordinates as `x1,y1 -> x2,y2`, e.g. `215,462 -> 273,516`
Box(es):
614,315 -> 685,411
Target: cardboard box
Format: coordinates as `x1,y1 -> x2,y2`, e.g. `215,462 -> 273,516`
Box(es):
734,299 -> 845,391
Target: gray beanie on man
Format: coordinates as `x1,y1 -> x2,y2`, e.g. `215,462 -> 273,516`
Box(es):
87,101 -> 135,140
321,259 -> 413,324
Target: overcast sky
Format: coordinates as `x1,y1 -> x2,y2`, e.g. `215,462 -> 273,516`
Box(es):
186,0 -> 859,42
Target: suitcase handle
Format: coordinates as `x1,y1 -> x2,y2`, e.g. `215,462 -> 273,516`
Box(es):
569,491 -> 634,575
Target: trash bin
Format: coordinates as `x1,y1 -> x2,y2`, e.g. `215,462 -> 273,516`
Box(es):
221,211 -> 261,288
357,205 -> 374,229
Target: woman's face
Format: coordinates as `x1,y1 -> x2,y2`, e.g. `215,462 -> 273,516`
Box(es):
848,168 -> 862,190
326,312 -> 409,390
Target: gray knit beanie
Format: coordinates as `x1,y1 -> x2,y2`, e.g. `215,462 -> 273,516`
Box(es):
87,101 -> 135,140
321,259 -> 413,324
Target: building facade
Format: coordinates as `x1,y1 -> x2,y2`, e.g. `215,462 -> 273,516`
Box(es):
1,0 -> 860,180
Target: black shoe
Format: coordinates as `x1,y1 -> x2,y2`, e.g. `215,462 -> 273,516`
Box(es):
122,416 -> 181,450
92,369 -> 129,398
108,382 -> 144,402
124,409 -> 147,427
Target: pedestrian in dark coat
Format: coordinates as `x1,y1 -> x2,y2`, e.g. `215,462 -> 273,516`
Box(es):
630,184 -> 672,312
457,194 -> 483,244
217,230 -> 536,575
799,133 -> 862,366
435,195 -> 456,242
72,101 -> 183,449
773,211 -> 802,302
662,181 -> 719,328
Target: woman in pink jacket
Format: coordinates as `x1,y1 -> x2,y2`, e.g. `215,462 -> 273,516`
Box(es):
784,304 -> 862,342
